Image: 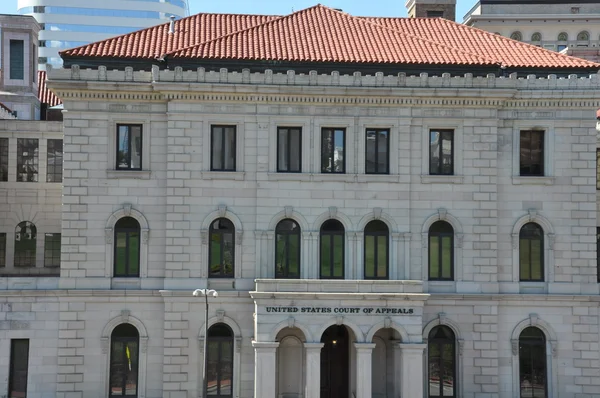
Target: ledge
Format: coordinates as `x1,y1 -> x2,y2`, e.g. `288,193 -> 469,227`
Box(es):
420,175 -> 464,184
267,172 -> 311,182
311,173 -> 356,182
106,170 -> 152,180
512,176 -> 555,186
201,171 -> 245,181
356,174 -> 401,183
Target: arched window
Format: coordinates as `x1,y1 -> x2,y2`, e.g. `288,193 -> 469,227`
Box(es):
320,220 -> 344,279
209,218 -> 235,278
206,324 -> 234,397
428,221 -> 453,281
14,221 -> 36,267
531,32 -> 542,42
364,220 -> 388,280
428,326 -> 456,398
519,223 -> 544,281
109,324 -> 139,397
510,31 -> 522,41
557,32 -> 568,41
577,31 -> 589,41
275,219 -> 301,279
114,217 -> 141,277
519,327 -> 547,398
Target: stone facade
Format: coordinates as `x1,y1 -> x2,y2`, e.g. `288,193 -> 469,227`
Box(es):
407,0 -> 457,20
0,65 -> 598,398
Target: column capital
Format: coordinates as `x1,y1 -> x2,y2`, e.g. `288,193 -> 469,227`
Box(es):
353,342 -> 377,350
398,343 -> 427,353
252,341 -> 280,350
304,342 -> 324,350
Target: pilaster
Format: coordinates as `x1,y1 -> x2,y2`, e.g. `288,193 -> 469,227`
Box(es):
252,341 -> 279,398
354,343 -> 376,398
400,343 -> 427,398
304,343 -> 324,398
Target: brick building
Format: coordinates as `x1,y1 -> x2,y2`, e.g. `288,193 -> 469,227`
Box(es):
1,4 -> 600,398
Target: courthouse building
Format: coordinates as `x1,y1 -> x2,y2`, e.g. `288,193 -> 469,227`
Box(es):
1,4 -> 600,398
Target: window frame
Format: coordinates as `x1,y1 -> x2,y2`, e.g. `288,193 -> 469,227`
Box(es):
518,327 -> 547,398
115,124 -> 143,171
14,221 -> 37,267
429,129 -> 454,176
0,232 -> 6,267
46,138 -> 63,182
109,324 -> 140,398
320,128 -> 346,174
519,223 -> 544,282
0,137 -> 8,182
206,323 -> 234,398
363,220 -> 389,280
519,130 -> 545,177
9,39 -> 25,80
210,125 -> 237,172
276,127 -> 302,173
16,138 -> 39,182
365,128 -> 390,175
275,219 -> 301,279
44,233 -> 61,268
8,339 -> 29,398
428,221 -> 454,281
208,218 -> 235,278
427,326 -> 457,398
113,217 -> 141,278
319,220 -> 345,279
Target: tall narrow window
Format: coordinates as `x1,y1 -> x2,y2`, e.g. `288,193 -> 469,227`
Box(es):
429,129 -> 454,175
15,221 -> 36,267
364,220 -> 388,279
114,217 -> 140,277
9,339 -> 29,398
17,138 -> 39,182
365,128 -> 389,174
109,324 -> 139,398
116,125 -> 142,170
47,139 -> 63,182
320,220 -> 344,279
277,127 -> 301,172
596,149 -> 600,190
597,227 -> 600,283
520,130 -> 544,176
0,233 -> 6,267
211,125 -> 236,171
209,218 -> 235,278
9,40 -> 25,80
519,223 -> 544,282
206,324 -> 234,397
0,137 -> 8,181
428,326 -> 456,398
275,219 -> 300,278
519,327 -> 547,398
429,221 -> 454,281
321,128 -> 345,173
44,233 -> 61,267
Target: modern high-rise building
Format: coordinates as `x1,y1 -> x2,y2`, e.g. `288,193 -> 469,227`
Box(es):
17,0 -> 189,70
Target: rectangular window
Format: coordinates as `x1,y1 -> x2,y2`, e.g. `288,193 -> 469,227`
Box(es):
9,339 -> 29,398
17,138 -> 39,182
0,233 -> 6,267
426,10 -> 444,17
9,40 -> 25,80
0,137 -> 8,181
44,233 -> 61,267
596,149 -> 600,190
429,129 -> 454,175
365,128 -> 389,174
597,228 -> 599,283
116,124 -> 142,170
47,139 -> 63,182
321,128 -> 345,173
520,130 -> 544,176
211,125 -> 236,171
277,127 -> 302,172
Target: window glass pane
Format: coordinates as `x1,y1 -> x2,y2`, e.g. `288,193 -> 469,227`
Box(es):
223,231 -> 234,276
0,233 -> 6,268
224,127 -> 236,171
47,139 -> 63,182
115,232 -> 128,276
0,138 -> 8,182
321,129 -> 333,172
288,234 -> 300,277
278,128 -> 289,171
10,40 -> 24,80
130,126 -> 142,169
289,128 -> 301,172
9,339 -> 29,398
110,340 -> 125,395
124,341 -> 139,395
441,236 -> 452,279
366,130 -> 377,174
14,222 -> 36,267
210,234 -> 222,276
530,239 -> 542,280
428,343 -> 441,396
429,237 -> 439,279
211,126 -> 223,170
117,126 -> 130,169
206,341 -> 219,395
220,341 -> 233,395
377,236 -> 387,278
520,238 -> 530,280
275,233 -> 286,278
429,131 -> 440,175
377,130 -> 389,173
442,343 -> 455,396
596,149 -> 600,190
333,234 -> 344,277
17,139 -> 39,182
320,235 -> 331,277
128,232 -> 140,276
365,235 -> 375,278
333,129 -> 345,172
44,233 -> 61,267
520,130 -> 544,176
441,131 -> 453,175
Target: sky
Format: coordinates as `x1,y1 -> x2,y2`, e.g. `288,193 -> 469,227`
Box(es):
0,0 -> 476,22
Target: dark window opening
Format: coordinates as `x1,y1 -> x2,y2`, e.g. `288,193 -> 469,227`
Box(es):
47,139 -> 63,182
428,326 -> 456,398
116,124 -> 142,170
519,223 -> 544,282
0,138 -> 8,181
114,217 -> 140,277
277,127 -> 301,172
275,219 -> 301,279
321,128 -> 345,173
209,218 -> 235,278
519,327 -> 547,398
9,339 -> 29,398
17,138 -> 39,182
365,128 -> 389,174
15,221 -> 36,267
206,323 -> 234,397
211,125 -> 236,171
429,221 -> 454,281
597,227 -> 600,283
109,324 -> 139,397
9,40 -> 25,80
427,10 -> 445,17
429,130 -> 454,175
44,233 -> 61,267
520,130 -> 544,176
320,219 -> 345,279
364,220 -> 389,279
0,233 -> 6,267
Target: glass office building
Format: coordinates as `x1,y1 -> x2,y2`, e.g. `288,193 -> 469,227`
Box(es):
18,0 -> 189,69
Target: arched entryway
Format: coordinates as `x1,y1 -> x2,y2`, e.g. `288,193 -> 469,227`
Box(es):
276,327 -> 306,398
320,325 -> 350,398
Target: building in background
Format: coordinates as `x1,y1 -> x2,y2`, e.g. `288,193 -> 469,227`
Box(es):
406,0 -> 457,20
17,0 -> 189,70
463,0 -> 600,54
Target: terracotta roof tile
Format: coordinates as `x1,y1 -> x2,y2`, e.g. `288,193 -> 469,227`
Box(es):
38,71 -> 61,107
59,4 -> 600,70
168,5 -> 496,66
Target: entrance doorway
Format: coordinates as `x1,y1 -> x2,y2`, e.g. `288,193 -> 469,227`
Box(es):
320,325 -> 349,398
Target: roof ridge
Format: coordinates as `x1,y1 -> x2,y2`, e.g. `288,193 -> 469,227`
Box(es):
361,17 -> 499,66
165,4 -> 326,58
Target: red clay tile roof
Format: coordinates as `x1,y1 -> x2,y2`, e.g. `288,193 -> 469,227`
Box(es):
38,71 -> 61,107
60,4 -> 600,70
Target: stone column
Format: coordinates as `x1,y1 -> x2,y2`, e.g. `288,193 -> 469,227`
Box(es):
304,343 -> 324,398
354,343 -> 376,398
252,341 -> 279,398
393,341 -> 403,398
400,343 -> 427,398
